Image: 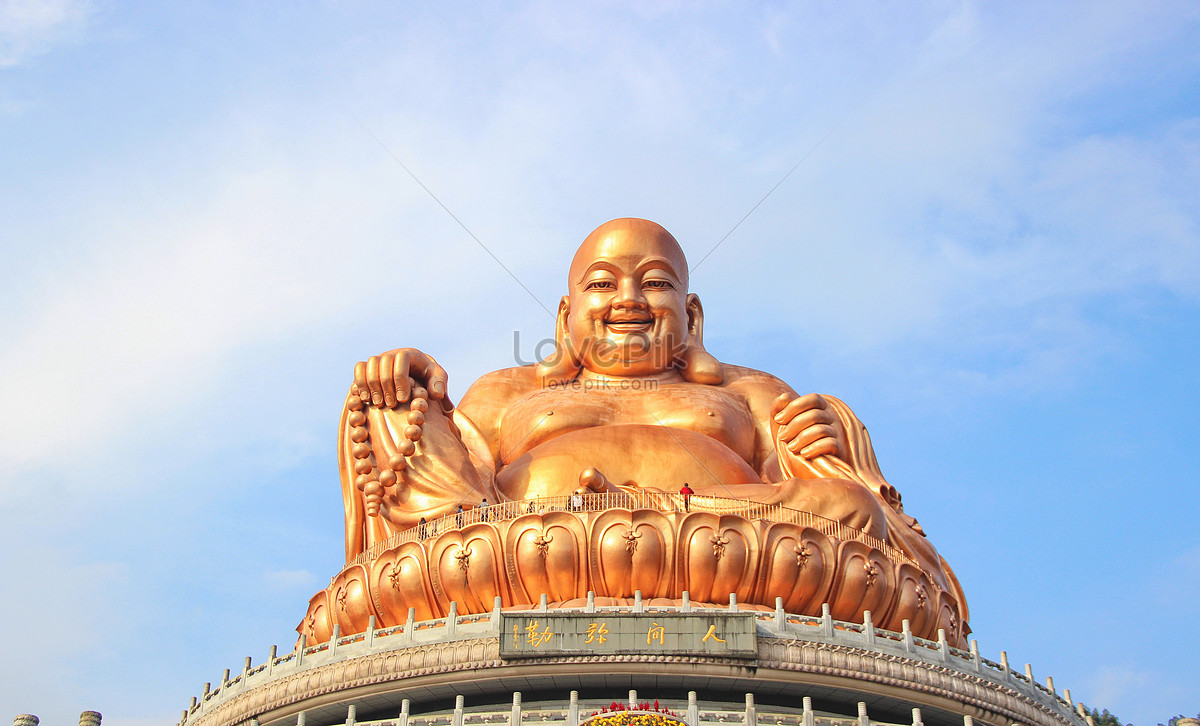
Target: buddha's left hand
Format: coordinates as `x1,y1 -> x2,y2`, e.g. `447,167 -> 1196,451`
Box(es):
770,392 -> 848,462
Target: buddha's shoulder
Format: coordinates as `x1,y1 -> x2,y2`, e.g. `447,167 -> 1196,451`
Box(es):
458,365 -> 540,408
718,363 -> 796,397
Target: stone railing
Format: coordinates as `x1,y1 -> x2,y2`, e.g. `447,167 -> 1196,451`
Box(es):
180,595 -> 1088,726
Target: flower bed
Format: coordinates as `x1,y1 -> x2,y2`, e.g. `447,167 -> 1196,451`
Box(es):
582,702 -> 686,726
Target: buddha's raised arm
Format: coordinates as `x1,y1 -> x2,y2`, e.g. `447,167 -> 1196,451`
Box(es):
339,347 -> 498,562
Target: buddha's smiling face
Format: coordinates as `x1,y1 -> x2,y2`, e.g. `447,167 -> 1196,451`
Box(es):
566,219 -> 690,378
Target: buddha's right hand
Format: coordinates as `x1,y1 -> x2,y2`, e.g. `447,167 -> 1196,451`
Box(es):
353,348 -> 449,408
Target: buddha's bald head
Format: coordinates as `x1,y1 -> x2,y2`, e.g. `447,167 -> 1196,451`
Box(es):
537,217 -> 721,385
569,218 -> 689,291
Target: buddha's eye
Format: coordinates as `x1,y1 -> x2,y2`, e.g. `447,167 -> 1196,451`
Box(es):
585,280 -> 615,291
644,279 -> 673,289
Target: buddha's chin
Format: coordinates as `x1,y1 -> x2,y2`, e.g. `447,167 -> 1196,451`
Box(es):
582,346 -> 672,378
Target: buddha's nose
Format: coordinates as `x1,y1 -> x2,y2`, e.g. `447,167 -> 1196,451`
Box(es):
613,279 -> 648,309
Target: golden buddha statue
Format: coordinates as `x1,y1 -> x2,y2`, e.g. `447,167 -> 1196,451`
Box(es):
305,218 -> 969,647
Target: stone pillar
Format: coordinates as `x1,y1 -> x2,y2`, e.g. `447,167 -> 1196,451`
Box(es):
448,601 -> 459,636
628,690 -> 638,708
587,591 -> 596,613
774,597 -> 785,629
405,608 -> 416,642
744,693 -> 756,726
687,691 -> 699,726
453,695 -> 465,726
856,702 -> 868,726
821,603 -> 833,637
802,697 -> 814,726
79,712 -> 102,726
13,715 -> 39,726
682,592 -> 691,612
510,691 -> 522,726
963,716 -> 974,726
901,619 -> 914,652
346,705 -> 357,726
634,591 -> 643,613
729,593 -> 738,611
862,610 -> 875,645
911,708 -> 923,726
296,713 -> 306,726
400,699 -> 411,726
568,691 -> 580,726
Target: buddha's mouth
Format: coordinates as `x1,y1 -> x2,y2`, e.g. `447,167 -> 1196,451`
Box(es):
603,315 -> 653,333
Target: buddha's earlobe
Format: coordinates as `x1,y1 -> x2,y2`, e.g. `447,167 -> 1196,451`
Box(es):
677,293 -> 723,385
536,296 -> 582,386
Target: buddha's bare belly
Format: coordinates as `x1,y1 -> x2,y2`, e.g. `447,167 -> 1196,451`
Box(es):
494,424 -> 761,500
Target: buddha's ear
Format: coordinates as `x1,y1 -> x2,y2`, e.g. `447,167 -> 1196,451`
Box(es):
677,293 -> 723,385
536,296 -> 582,386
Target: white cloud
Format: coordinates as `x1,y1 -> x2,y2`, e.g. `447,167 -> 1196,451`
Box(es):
0,0 -> 90,67
1086,665 -> 1153,713
264,569 -> 318,590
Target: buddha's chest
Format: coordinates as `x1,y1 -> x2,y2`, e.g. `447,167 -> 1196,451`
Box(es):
496,381 -> 757,462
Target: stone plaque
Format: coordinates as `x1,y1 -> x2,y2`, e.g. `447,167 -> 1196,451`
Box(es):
499,612 -> 757,659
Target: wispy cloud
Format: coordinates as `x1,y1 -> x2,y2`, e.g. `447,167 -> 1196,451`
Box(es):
1086,665 -> 1153,713
0,0 -> 91,67
264,569 -> 318,590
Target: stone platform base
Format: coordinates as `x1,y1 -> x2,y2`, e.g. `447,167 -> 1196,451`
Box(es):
182,603 -> 1083,726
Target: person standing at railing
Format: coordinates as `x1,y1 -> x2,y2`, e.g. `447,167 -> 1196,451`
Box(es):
679,483 -> 694,512
455,504 -> 464,529
479,497 -> 490,522
571,490 -> 583,511
418,517 -> 428,539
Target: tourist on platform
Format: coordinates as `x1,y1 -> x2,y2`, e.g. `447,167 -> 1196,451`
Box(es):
679,482 -> 694,512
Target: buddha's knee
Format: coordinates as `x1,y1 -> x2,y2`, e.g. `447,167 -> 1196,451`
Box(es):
785,477 -> 887,541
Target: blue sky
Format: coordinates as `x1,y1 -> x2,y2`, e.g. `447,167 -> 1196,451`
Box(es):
1,2 -> 1198,724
